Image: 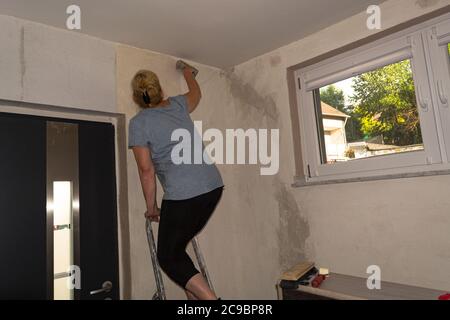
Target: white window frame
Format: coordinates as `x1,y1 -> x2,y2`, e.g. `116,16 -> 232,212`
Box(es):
426,18 -> 450,163
295,13 -> 450,184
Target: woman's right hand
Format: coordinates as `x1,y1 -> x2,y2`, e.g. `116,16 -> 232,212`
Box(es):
145,207 -> 161,222
183,66 -> 195,78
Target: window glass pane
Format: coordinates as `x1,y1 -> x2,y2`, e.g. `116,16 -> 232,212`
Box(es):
315,59 -> 424,164
53,181 -> 74,300
54,277 -> 72,300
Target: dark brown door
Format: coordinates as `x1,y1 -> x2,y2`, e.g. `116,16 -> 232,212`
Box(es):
0,113 -> 119,300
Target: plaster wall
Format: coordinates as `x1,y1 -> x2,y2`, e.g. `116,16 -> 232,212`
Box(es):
230,0 -> 450,292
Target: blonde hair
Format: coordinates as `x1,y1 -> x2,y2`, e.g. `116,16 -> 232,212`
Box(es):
131,70 -> 163,108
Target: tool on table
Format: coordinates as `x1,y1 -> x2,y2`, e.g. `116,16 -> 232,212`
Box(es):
312,274 -> 326,288
279,261 -> 329,290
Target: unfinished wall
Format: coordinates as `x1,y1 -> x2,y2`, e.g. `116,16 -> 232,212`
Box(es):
0,14 -> 116,113
231,0 -> 450,291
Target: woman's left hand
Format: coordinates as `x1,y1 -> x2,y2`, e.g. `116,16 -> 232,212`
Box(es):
145,207 -> 161,222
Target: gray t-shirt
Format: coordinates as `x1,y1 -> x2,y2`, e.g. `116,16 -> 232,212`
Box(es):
128,95 -> 223,200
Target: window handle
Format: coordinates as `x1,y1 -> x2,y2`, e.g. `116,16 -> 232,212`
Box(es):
437,80 -> 448,107
417,86 -> 429,111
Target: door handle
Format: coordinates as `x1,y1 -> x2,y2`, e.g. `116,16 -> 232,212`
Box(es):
90,281 -> 113,295
437,80 -> 448,106
417,86 -> 429,111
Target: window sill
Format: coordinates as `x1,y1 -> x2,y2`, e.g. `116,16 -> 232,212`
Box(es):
292,169 -> 450,188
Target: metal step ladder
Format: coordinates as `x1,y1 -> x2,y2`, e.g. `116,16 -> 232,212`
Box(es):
145,219 -> 215,300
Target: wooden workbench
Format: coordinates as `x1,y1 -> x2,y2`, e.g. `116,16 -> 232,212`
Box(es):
278,273 -> 446,300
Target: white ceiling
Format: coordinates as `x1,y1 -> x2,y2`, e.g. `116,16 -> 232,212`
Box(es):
0,0 -> 385,68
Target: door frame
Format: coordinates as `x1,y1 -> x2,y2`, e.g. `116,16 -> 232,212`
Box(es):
0,98 -> 131,300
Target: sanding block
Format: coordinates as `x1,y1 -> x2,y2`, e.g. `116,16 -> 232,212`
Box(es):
176,60 -> 199,78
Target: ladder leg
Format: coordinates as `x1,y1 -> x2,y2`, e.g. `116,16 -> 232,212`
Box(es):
191,237 -> 215,294
145,219 -> 166,300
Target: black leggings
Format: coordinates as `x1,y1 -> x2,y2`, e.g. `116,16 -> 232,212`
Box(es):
157,187 -> 223,289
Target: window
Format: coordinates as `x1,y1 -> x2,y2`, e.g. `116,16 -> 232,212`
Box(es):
316,59 -> 424,164
295,13 -> 450,183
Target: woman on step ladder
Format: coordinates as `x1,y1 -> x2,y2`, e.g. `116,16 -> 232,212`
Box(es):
129,63 -> 223,300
